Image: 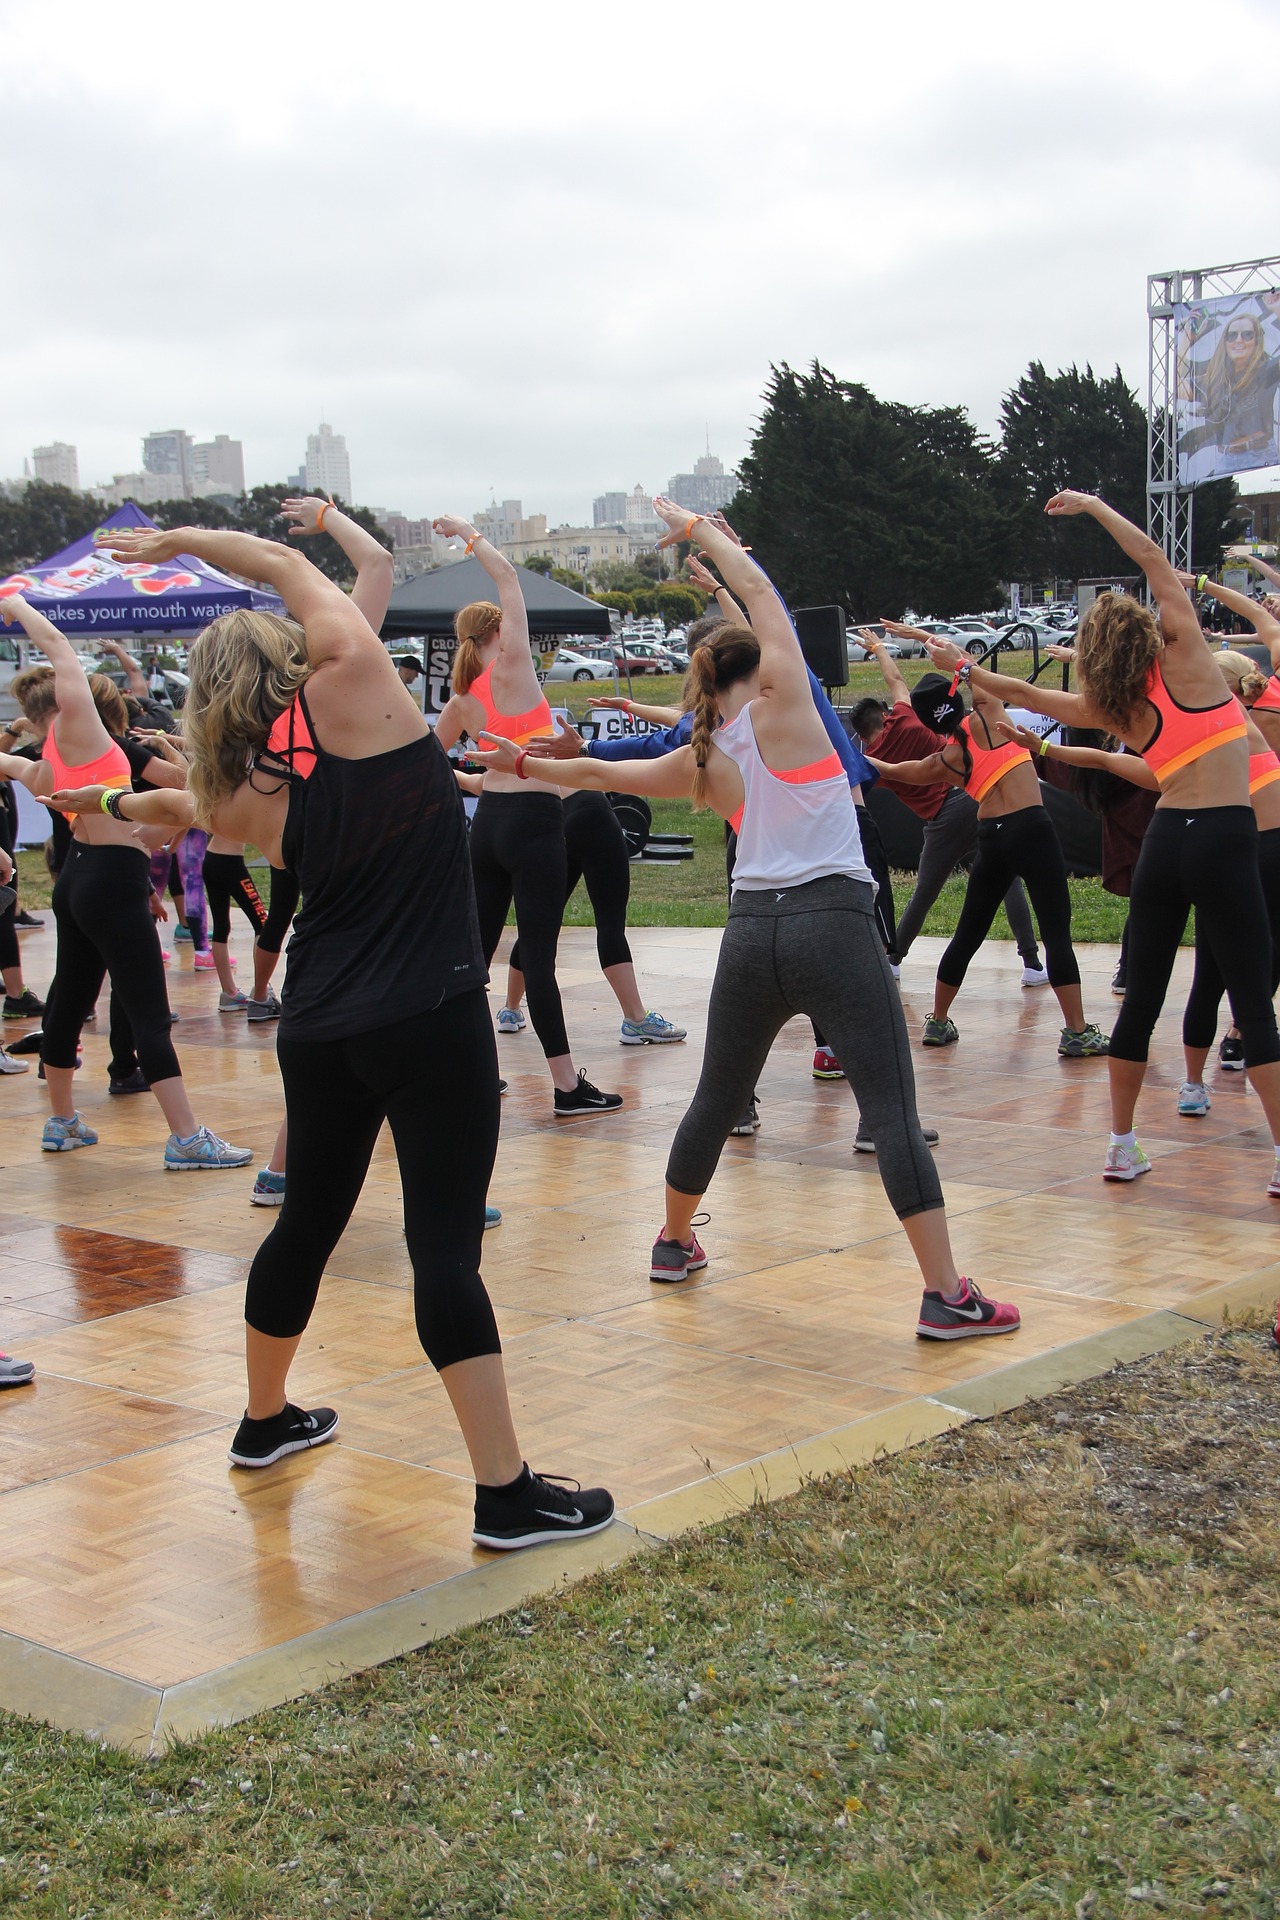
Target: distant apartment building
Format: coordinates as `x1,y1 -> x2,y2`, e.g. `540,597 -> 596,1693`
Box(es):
143,428 -> 195,498
305,423 -> 351,502
191,434 -> 245,499
32,442 -> 80,490
666,452 -> 737,516
94,469 -> 192,508
470,500 -> 550,548
592,490 -> 628,527
498,524 -> 651,570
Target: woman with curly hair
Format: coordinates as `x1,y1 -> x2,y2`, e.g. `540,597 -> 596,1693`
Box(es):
479,497 -> 1021,1343
922,491 -> 1280,1197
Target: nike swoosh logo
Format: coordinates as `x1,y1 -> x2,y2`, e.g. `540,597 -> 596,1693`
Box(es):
943,1299 -> 987,1321
535,1506 -> 583,1525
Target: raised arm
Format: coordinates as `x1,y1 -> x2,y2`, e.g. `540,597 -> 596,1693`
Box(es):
282,496 -> 394,632
1246,555 -> 1280,593
654,497 -> 809,706
920,634 -> 1103,728
96,638 -> 149,699
685,553 -> 746,626
867,627 -> 916,705
1180,571 -> 1280,663
1,595 -> 110,758
432,515 -> 531,664
1045,491 -> 1197,643
99,526 -> 377,670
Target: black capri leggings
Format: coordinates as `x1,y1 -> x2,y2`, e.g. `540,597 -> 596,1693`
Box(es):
42,842 -> 181,1082
1182,825 -> 1280,1050
202,851 -> 268,944
470,789 -> 570,1060
258,866 -> 300,956
937,806 -> 1079,992
509,790 -> 632,976
245,991 -> 501,1370
0,780 -> 17,973
667,875 -> 942,1221
1113,807 -> 1280,1068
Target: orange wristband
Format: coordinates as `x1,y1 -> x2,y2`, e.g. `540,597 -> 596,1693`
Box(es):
681,517 -> 702,543
317,500 -> 333,530
464,534 -> 479,555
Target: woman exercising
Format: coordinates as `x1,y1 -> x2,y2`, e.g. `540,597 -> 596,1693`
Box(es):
481,497 -> 1019,1342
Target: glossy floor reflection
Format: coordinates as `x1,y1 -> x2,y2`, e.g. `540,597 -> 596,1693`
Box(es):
0,916 -> 1275,1734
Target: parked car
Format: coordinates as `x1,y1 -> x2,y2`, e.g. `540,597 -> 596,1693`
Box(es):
845,624 -> 901,662
546,647 -> 617,683
612,640 -> 679,675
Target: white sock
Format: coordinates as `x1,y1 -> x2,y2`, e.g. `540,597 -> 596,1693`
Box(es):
1109,1130 -> 1136,1150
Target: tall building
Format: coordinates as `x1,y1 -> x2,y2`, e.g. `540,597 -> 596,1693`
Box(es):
305,423 -> 351,502
593,490 -> 628,527
667,451 -> 737,516
624,484 -> 660,532
32,442 -> 80,490
191,434 -> 245,499
143,428 -> 195,498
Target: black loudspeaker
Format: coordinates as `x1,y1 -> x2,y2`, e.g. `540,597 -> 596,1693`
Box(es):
792,605 -> 847,687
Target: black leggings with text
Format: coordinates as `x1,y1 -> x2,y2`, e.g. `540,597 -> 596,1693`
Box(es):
509,790 -> 632,976
937,806 -> 1079,991
1109,807 -> 1280,1067
203,851 -> 268,944
245,992 -> 501,1368
470,790 -> 570,1059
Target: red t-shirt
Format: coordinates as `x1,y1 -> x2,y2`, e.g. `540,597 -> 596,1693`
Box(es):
873,702 -> 952,820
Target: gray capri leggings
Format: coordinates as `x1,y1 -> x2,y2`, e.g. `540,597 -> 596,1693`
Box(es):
666,874 -> 944,1221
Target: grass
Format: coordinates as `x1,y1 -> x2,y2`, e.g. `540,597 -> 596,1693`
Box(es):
2,1320 -> 1277,1916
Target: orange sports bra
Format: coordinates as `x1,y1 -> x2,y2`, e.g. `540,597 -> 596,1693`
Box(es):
263,695 -> 318,779
956,717 -> 1030,803
42,725 -> 131,792
1139,659 -> 1248,784
469,661 -> 553,747
727,748 -> 844,835
1250,748 -> 1280,795
1250,672 -> 1280,715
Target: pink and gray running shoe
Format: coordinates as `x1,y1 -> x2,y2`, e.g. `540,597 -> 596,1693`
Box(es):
916,1279 -> 1021,1341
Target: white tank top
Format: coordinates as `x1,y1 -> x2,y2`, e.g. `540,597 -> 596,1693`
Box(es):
713,702 -> 873,896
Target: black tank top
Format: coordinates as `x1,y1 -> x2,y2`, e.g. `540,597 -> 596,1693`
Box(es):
272,686 -> 486,1041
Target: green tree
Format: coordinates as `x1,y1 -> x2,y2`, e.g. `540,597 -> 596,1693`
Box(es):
728,362 -> 1011,621
592,590 -> 636,614
521,553 -> 554,574
0,482 -> 108,573
590,558 -> 652,595
652,585 -> 704,628
550,566 -> 587,590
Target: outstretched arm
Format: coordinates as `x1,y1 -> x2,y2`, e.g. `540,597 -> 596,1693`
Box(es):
282,496 -> 394,632
47,783 -> 197,826
1,595 -> 109,752
0,749 -> 53,797
99,526 -> 377,669
866,748 -> 964,789
475,731 -> 696,800
997,720 -> 1159,790
593,695 -> 684,727
1179,571 -> 1280,663
1045,491 -> 1197,643
1246,555 -> 1280,592
919,634 -> 1103,728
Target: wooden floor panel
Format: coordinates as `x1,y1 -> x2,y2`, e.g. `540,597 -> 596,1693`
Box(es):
1,921 -> 1277,1715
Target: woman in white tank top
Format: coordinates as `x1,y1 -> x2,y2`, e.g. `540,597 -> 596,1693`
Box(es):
476,498 -> 1021,1345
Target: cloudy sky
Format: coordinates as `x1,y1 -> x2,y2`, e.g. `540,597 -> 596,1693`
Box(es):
4,0 -> 1278,525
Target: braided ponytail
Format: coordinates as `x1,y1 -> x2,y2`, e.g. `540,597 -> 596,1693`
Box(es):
686,622 -> 761,810
452,601 -> 503,694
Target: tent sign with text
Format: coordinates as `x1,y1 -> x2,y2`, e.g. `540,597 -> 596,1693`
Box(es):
1176,289 -> 1280,485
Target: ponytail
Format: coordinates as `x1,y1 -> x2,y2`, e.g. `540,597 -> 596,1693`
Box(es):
686,622 -> 761,811
452,600 -> 502,694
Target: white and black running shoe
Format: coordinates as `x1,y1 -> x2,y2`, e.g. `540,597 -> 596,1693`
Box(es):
553,1072 -> 623,1119
472,1464 -> 615,1551
228,1402 -> 339,1468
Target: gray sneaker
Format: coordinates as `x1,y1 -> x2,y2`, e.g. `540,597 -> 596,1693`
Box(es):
163,1127 -> 254,1171
1058,1024 -> 1109,1058
246,987 -> 281,1023
922,1016 -> 959,1048
0,1047 -> 29,1075
0,1352 -> 35,1388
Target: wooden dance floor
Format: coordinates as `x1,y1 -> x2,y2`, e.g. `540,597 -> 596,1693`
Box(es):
0,919 -> 1275,1750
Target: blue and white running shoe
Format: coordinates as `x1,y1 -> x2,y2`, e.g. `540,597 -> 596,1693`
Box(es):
496,1007 -> 526,1034
620,1010 -> 687,1046
250,1168 -> 287,1206
484,1205 -> 502,1229
41,1111 -> 98,1153
1177,1081 -> 1211,1117
164,1126 -> 254,1171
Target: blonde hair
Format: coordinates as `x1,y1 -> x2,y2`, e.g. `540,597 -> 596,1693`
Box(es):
1215,649 -> 1268,702
452,601 -> 502,694
1074,592 -> 1163,733
87,673 -> 128,738
685,623 -> 761,808
183,610 -> 312,824
9,664 -> 126,736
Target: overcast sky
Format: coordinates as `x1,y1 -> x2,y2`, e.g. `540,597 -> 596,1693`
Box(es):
4,0 -> 1279,526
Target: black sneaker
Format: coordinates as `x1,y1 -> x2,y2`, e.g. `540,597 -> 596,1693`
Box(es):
13,909 -> 43,929
5,1030 -> 42,1054
1219,1034 -> 1245,1072
730,1096 -> 761,1136
3,989 -> 45,1020
472,1464 -> 616,1551
553,1071 -> 623,1119
1111,968 -> 1126,998
108,1067 -> 150,1096
227,1402 -> 339,1468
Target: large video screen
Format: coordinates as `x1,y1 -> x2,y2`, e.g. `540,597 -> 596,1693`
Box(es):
1176,289 -> 1280,485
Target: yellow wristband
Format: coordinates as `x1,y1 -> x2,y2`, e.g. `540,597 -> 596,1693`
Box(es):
1196,573 -> 1209,592
1038,736 -> 1050,757
99,789 -> 114,814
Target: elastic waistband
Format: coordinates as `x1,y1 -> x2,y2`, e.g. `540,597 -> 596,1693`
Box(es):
475,788 -> 563,810
729,874 -> 875,918
976,805 -> 1047,834
1149,805 -> 1255,828
68,840 -> 150,865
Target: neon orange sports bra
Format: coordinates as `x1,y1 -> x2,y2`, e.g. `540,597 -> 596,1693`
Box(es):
1250,672 -> 1280,715
264,696 -> 318,779
469,661 -> 553,747
43,725 -> 131,792
957,717 -> 1030,803
727,748 -> 844,835
1250,748 -> 1280,795
1139,659 -> 1247,784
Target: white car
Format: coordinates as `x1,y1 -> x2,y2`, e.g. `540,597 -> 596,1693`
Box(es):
546,647 -> 617,683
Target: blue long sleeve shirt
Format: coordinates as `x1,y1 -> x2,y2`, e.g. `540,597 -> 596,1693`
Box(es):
583,667 -> 875,790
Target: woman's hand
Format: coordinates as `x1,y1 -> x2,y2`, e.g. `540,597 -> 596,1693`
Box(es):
47,784 -> 108,814
281,495 -> 334,537
920,635 -> 964,670
473,732 -> 522,772
432,514 -> 475,544
97,528 -> 186,564
1043,640 -> 1076,663
133,824 -> 173,853
146,732 -> 189,766
592,695 -> 635,713
995,719 -> 1046,752
148,889 -> 170,921
653,495 -> 699,550
1,594 -> 31,626
521,720 -> 584,760
1044,490 -> 1096,517
685,555 -> 720,595
856,627 -> 887,653
707,510 -> 744,548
